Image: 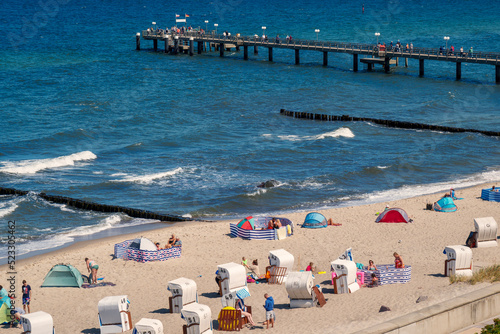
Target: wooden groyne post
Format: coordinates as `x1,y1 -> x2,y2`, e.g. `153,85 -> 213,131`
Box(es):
279,109 -> 500,137
0,187 -> 192,222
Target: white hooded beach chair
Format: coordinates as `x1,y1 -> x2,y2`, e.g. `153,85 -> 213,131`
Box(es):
181,303 -> 213,334
20,311 -> 54,334
168,277 -> 198,313
331,259 -> 360,294
444,245 -> 473,277
98,295 -> 132,333
217,262 -> 249,296
474,217 -> 498,248
133,318 -> 163,334
267,249 -> 294,284
285,271 -> 317,308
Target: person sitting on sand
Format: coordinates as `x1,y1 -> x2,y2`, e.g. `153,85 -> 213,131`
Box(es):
273,218 -> 282,229
242,257 -> 249,269
393,252 -> 405,268
306,262 -> 316,273
172,236 -> 182,247
85,258 -> 99,285
492,186 -> 498,192
165,234 -> 178,249
327,218 -> 342,226
268,218 -> 275,230
365,273 -> 379,288
367,260 -> 378,271
155,242 -> 161,250
248,259 -> 262,278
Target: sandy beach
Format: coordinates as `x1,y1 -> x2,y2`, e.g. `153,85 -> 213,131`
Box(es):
2,183 -> 499,333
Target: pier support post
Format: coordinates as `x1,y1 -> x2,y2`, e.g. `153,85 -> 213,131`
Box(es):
136,33 -> 140,50
419,59 -> 424,77
173,37 -> 179,54
268,47 -> 273,62
405,57 -> 408,68
395,57 -> 399,66
295,49 -> 300,65
197,41 -> 203,54
244,45 -> 248,60
456,62 -> 462,80
496,65 -> 500,84
236,45 -> 240,51
153,39 -> 158,51
219,43 -> 224,57
189,38 -> 194,56
164,39 -> 168,53
353,54 -> 358,72
323,51 -> 328,66
384,57 -> 390,73
254,45 -> 258,54
367,63 -> 373,72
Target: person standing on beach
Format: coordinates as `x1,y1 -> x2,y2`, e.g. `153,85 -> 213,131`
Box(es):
22,280 -> 31,313
263,293 -> 275,329
85,258 -> 99,284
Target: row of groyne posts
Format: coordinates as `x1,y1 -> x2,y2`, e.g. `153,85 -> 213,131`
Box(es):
136,31 -> 500,83
0,187 -> 192,222
279,109 -> 500,137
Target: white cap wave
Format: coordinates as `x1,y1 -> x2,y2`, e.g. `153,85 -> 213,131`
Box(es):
276,127 -> 355,141
0,151 -> 97,174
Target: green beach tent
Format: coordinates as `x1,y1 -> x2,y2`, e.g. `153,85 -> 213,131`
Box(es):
41,264 -> 84,288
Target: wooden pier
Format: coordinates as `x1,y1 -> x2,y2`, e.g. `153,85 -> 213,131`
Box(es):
138,30 -> 500,84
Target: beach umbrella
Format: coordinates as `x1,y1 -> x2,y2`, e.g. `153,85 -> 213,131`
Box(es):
236,216 -> 256,230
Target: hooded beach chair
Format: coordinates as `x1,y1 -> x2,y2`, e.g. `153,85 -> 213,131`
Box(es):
474,217 -> 498,248
98,295 -> 132,333
217,263 -> 249,297
331,259 -> 360,294
267,249 -> 294,284
133,318 -> 163,334
168,277 -> 198,313
181,303 -> 213,334
20,311 -> 55,334
444,245 -> 473,277
285,271 -> 325,308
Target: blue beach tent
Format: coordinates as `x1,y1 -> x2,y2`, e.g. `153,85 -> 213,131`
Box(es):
302,212 -> 328,228
434,197 -> 457,212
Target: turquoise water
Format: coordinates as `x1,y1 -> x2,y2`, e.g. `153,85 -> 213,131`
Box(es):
1,0 -> 499,261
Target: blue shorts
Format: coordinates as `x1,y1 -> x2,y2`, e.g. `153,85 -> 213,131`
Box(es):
23,297 -> 30,305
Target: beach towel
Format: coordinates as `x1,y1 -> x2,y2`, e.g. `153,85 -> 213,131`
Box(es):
82,282 -> 116,289
276,227 -> 287,240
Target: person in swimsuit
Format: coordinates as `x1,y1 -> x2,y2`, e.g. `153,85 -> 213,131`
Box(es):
85,258 -> 99,284
393,252 -> 405,268
367,260 -> 378,270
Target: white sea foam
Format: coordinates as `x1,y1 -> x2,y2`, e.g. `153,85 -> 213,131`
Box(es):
377,166 -> 390,169
247,188 -> 268,197
0,196 -> 24,218
277,128 -> 355,141
111,167 -> 184,184
0,151 -> 97,174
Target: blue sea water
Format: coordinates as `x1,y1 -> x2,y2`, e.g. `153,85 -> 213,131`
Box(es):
0,0 -> 499,262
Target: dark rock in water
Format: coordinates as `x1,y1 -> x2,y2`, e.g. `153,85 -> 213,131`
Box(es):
379,305 -> 391,312
257,180 -> 279,188
416,296 -> 428,303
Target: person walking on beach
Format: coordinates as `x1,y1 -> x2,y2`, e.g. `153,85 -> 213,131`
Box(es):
85,258 -> 99,284
263,293 -> 275,329
22,280 -> 31,313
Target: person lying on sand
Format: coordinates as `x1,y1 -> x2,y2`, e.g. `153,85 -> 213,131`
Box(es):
327,218 -> 342,226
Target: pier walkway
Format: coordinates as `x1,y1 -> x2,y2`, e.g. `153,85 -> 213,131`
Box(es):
138,30 -> 500,83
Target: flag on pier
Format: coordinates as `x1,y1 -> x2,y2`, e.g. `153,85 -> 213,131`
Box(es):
175,14 -> 180,17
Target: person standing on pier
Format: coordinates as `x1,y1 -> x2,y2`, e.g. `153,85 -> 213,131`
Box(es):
469,46 -> 473,56
276,35 -> 280,44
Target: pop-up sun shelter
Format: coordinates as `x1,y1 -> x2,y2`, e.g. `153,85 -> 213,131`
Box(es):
302,212 -> 327,228
375,208 -> 410,223
41,264 -> 83,288
434,197 -> 457,212
0,288 -> 12,324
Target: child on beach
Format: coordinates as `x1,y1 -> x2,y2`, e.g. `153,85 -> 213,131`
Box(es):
306,262 -> 316,273
241,257 -> 249,269
366,273 -> 379,288
263,293 -> 275,329
22,280 -> 31,313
